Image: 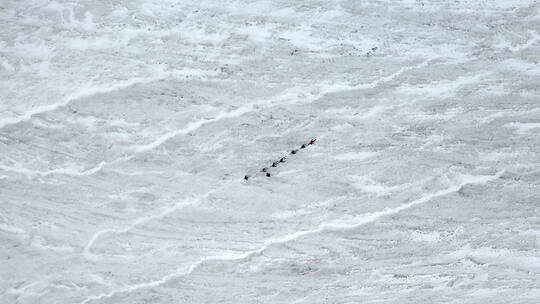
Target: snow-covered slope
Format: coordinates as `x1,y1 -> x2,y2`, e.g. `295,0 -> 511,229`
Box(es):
1,0 -> 539,303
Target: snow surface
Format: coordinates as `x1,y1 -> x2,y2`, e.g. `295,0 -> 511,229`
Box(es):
1,0 -> 539,303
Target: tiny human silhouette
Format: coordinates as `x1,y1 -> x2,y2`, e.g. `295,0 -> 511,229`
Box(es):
244,175 -> 249,180
309,139 -> 316,145
261,168 -> 268,172
266,172 -> 271,177
272,162 -> 278,167
280,157 -> 286,162
301,144 -> 306,149
291,149 -> 297,154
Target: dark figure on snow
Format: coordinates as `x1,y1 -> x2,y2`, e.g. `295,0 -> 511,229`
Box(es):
301,144 -> 306,149
291,149 -> 298,154
272,162 -> 278,167
309,139 -> 316,145
266,172 -> 271,177
280,157 -> 286,163
261,168 -> 268,172
244,175 -> 249,180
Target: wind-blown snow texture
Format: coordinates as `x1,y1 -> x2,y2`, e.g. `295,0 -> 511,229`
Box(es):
1,0 -> 539,303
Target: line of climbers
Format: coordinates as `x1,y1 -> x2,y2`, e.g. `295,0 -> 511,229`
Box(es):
244,138 -> 316,180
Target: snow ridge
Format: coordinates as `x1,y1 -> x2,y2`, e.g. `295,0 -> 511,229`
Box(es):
0,68 -> 216,129
83,188 -> 220,260
134,58 -> 434,155
77,171 -> 502,303
1,59 -> 433,181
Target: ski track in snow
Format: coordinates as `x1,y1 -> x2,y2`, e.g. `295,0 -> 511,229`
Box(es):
77,171 -> 502,304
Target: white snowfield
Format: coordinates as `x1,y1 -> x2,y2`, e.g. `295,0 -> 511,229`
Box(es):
1,0 -> 539,303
